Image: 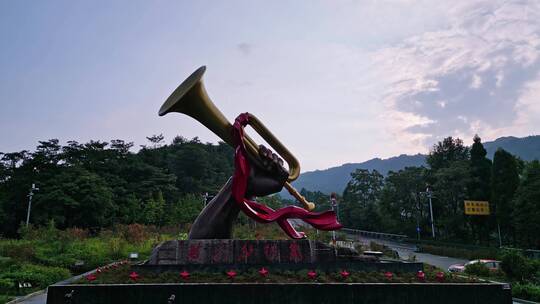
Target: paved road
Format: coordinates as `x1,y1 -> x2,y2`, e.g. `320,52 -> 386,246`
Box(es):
353,235 -> 468,270
352,235 -> 525,304
9,291 -> 47,304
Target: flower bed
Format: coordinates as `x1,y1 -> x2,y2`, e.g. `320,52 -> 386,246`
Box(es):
75,261 -> 480,285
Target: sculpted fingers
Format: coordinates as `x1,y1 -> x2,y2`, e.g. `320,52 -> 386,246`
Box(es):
258,145 -> 288,179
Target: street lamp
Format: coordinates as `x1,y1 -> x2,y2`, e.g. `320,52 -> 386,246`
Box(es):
26,183 -> 39,227
426,186 -> 435,238
420,186 -> 436,238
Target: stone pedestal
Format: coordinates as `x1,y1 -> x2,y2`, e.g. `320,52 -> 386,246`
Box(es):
147,239 -> 367,266
140,239 -> 426,273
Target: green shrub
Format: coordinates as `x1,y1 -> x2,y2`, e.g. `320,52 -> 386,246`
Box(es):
1,264 -> 70,288
0,294 -> 14,304
0,240 -> 36,262
512,283 -> 540,302
0,278 -> 15,292
0,256 -> 16,269
501,250 -> 536,282
464,262 -> 490,277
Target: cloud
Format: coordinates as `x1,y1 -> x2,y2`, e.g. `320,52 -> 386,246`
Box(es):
237,43 -> 252,56
373,0 -> 540,146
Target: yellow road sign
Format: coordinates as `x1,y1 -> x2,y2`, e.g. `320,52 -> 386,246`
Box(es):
464,200 -> 490,215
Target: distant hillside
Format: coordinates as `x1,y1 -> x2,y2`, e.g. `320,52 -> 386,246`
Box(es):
284,135 -> 540,196
484,135 -> 540,161
286,154 -> 426,195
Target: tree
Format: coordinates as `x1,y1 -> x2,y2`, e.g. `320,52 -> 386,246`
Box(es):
467,135 -> 492,244
32,166 -> 114,228
468,135 -> 492,200
379,167 -> 428,236
512,160 -> 540,248
427,137 -> 469,171
168,194 -> 203,226
491,149 -> 520,245
299,189 -> 332,212
432,161 -> 471,240
140,191 -> 166,226
145,134 -> 165,148
341,169 -> 384,230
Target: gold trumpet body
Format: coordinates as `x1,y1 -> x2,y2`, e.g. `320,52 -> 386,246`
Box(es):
158,66 -> 315,211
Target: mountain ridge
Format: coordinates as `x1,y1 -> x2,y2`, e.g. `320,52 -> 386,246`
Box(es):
284,135 -> 540,196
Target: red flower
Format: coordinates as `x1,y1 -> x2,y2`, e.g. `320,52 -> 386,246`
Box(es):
384,272 -> 393,280
340,270 -> 350,279
436,272 -> 445,282
129,271 -> 139,281
226,270 -> 237,279
86,274 -> 97,281
180,270 -> 190,280
258,267 -> 269,277
307,270 -> 317,280
416,271 -> 425,281
96,268 -> 102,274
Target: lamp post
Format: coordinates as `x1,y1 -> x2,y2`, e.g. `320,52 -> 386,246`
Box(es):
426,186 -> 435,238
26,183 -> 39,227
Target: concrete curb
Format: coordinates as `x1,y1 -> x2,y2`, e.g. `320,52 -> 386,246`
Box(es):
513,298 -> 539,304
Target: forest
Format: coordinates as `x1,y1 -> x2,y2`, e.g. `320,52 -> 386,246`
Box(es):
303,135 -> 540,249
1,134 -> 539,249
0,135 -> 235,237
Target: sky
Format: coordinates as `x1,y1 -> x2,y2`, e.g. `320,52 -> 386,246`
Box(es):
1,0 -> 539,171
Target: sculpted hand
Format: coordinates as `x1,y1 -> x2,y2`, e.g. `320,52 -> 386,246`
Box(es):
245,145 -> 288,198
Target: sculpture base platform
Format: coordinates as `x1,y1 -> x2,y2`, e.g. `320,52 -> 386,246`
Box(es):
45,240 -> 512,304
140,239 -> 422,273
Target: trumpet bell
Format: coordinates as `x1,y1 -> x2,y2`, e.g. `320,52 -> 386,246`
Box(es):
159,66 -> 235,146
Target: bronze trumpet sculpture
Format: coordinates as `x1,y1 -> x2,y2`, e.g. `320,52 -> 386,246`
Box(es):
158,66 -> 315,211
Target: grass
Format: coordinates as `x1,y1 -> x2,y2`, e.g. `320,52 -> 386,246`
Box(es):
0,223 -> 181,304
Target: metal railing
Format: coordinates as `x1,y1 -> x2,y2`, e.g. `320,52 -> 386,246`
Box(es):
341,228 -> 408,241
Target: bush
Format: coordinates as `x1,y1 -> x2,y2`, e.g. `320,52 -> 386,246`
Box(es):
0,278 -> 15,292
0,256 -> 16,269
513,283 -> 540,302
0,263 -> 70,288
501,250 -> 536,282
63,228 -> 89,240
0,294 -> 14,304
0,240 -> 36,262
464,262 -> 490,277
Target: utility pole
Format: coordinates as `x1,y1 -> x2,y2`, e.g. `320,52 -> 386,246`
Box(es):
416,192 -> 421,240
26,183 -> 39,227
426,186 -> 435,238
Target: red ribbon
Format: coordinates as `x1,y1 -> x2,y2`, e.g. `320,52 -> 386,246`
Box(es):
231,113 -> 342,239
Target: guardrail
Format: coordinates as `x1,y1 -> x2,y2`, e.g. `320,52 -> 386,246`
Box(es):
341,228 -> 408,241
